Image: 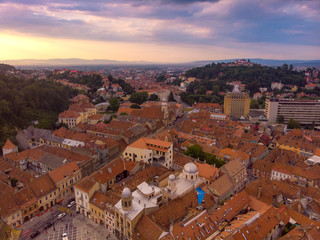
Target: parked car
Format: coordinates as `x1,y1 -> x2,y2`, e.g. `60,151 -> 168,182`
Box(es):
30,230 -> 40,239
68,198 -> 75,204
67,201 -> 75,208
62,232 -> 68,240
57,213 -> 66,220
44,222 -> 52,229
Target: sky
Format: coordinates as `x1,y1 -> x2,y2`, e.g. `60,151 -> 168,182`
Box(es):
0,0 -> 319,63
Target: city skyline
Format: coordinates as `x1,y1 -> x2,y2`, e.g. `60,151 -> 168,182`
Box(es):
0,0 -> 319,63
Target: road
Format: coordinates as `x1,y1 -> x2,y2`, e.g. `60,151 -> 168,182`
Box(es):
19,201 -> 75,240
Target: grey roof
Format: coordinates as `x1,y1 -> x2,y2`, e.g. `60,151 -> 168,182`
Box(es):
38,152 -> 68,170
24,126 -> 64,143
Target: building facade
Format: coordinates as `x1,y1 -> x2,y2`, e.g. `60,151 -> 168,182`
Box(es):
224,86 -> 250,119
265,98 -> 320,125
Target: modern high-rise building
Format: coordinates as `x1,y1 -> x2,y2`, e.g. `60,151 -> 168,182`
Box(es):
265,98 -> 320,125
224,85 -> 250,119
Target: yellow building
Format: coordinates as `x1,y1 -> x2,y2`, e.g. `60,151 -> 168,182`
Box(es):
224,85 -> 250,119
0,191 -> 22,229
48,161 -> 81,202
29,174 -> 58,212
89,191 -> 107,225
58,110 -> 81,128
69,102 -> 97,123
115,188 -> 144,240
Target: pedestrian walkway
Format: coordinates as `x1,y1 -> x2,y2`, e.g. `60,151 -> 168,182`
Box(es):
44,212 -> 117,240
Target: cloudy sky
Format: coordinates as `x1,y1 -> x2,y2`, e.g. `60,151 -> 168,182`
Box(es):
0,0 -> 319,62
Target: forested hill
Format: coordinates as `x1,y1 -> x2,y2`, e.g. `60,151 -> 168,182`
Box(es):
0,73 -> 78,148
0,63 -> 16,74
185,63 -> 305,94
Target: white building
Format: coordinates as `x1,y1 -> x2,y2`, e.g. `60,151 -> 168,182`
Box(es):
162,162 -> 205,201
271,163 -> 292,181
74,177 -> 100,217
2,139 -> 18,157
305,155 -> 320,166
122,137 -> 173,169
115,188 -> 145,240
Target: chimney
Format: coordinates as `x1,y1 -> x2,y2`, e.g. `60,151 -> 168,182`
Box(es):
257,185 -> 262,199
298,201 -> 301,213
170,219 -> 174,233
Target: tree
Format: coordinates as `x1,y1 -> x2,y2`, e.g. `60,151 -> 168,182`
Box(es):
109,97 -> 120,112
287,118 -> 301,129
129,92 -> 148,105
149,94 -> 159,101
278,115 -> 285,124
168,92 -> 176,102
184,144 -> 205,160
130,103 -> 141,109
120,112 -> 128,115
156,74 -> 166,82
250,100 -> 259,109
197,86 -> 206,95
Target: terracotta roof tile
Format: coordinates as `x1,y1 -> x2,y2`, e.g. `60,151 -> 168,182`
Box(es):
29,174 -> 56,198
74,176 -> 97,193
89,191 -> 108,210
2,139 -> 16,150
48,161 -> 79,184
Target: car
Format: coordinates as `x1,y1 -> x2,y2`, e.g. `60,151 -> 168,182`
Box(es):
67,201 -> 75,208
30,230 -> 40,239
44,222 -> 52,229
57,213 -> 66,220
68,198 -> 75,204
62,232 -> 68,240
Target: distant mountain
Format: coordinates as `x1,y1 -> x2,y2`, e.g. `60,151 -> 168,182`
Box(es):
1,58 -> 155,67
2,58 -> 320,68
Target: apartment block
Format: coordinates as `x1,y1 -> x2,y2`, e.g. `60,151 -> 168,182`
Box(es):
265,98 -> 320,125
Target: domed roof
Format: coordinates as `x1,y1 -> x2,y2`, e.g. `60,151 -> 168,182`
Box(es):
168,174 -> 175,181
183,162 -> 198,174
122,187 -> 132,198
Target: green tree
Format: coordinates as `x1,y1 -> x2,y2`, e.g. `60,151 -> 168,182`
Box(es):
250,100 -> 259,109
130,103 -> 141,109
156,74 -> 166,82
278,115 -> 285,124
184,144 -> 205,160
168,92 -> 176,102
109,97 -> 120,112
129,92 -> 148,105
287,118 -> 301,129
149,93 -> 159,101
197,86 -> 207,95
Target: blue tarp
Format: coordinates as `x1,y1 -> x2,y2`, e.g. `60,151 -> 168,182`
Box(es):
196,187 -> 205,204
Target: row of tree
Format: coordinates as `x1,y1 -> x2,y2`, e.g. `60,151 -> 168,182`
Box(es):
184,144 -> 225,168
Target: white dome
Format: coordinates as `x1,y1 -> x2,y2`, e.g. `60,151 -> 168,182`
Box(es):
168,174 -> 175,181
122,187 -> 132,198
183,162 -> 198,174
